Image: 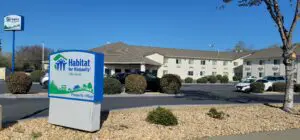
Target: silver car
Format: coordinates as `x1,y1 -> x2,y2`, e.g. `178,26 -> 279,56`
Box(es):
40,72 -> 49,89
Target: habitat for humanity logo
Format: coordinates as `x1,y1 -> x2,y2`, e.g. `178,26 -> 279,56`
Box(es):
53,54 -> 67,71
53,53 -> 91,72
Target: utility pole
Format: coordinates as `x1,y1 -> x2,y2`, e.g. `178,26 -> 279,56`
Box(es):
42,42 -> 45,70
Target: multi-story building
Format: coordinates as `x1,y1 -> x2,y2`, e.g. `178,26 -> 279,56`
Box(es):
91,42 -> 251,81
243,46 -> 300,83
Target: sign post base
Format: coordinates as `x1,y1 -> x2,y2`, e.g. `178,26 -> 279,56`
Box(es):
48,98 -> 101,132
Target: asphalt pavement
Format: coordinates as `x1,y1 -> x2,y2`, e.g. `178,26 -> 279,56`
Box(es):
0,80 -> 47,94
1,84 -> 300,126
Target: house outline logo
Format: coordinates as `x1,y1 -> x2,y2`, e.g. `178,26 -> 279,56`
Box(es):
53,54 -> 67,71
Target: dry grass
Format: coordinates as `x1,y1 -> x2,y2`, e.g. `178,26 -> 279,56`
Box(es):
1,104 -> 300,140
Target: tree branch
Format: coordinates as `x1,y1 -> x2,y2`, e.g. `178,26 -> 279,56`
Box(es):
288,0 -> 299,46
264,0 -> 288,46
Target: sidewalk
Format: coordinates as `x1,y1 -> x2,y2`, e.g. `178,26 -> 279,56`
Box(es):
207,128 -> 300,140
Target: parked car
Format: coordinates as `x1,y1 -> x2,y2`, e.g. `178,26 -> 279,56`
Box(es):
235,78 -> 256,92
40,72 -> 49,89
263,76 -> 285,83
255,79 -> 273,91
114,71 -> 160,92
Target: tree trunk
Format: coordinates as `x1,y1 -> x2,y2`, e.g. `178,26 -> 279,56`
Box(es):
283,49 -> 295,111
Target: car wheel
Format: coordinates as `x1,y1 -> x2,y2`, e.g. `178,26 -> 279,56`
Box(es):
43,81 -> 48,89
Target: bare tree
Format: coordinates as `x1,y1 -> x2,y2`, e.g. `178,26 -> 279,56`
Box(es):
16,45 -> 53,70
232,41 -> 252,52
222,0 -> 300,113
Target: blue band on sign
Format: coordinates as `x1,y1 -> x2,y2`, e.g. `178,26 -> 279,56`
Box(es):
48,50 -> 104,103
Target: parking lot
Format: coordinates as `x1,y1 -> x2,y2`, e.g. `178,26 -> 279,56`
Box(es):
0,80 -> 47,94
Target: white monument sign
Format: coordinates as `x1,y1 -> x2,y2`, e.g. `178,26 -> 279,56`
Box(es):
48,50 -> 104,132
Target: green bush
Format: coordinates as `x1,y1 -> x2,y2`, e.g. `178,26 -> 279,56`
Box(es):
233,76 -> 241,81
196,77 -> 208,83
250,82 -> 265,93
184,77 -> 193,83
207,108 -> 229,120
272,82 -> 286,92
160,74 -> 182,94
220,75 -> 229,83
6,72 -> 32,94
294,84 -> 300,92
104,77 -> 122,94
125,74 -> 147,94
146,107 -> 178,126
216,75 -> 222,80
30,70 -> 45,82
208,75 -> 217,83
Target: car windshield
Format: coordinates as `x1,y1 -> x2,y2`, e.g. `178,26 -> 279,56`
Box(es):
263,76 -> 276,81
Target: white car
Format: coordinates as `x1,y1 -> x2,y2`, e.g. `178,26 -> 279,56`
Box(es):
235,79 -> 273,92
40,72 -> 49,89
235,78 -> 256,92
255,79 -> 273,91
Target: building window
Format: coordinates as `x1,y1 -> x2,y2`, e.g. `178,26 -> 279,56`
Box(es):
125,69 -> 131,73
212,72 -> 217,76
259,60 -> 265,65
274,72 -> 280,76
200,71 -> 205,76
201,60 -> 206,65
259,72 -> 264,77
246,61 -> 251,66
223,72 -> 229,76
188,71 -> 193,76
274,59 -> 280,65
234,62 -> 238,66
163,58 -> 168,64
189,59 -> 194,64
247,72 -> 251,77
176,59 -> 181,64
105,68 -> 111,76
163,70 -> 168,75
223,61 -> 228,66
115,69 -> 122,73
212,60 -> 217,65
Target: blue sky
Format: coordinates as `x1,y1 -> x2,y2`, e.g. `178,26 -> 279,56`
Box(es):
0,0 -> 299,52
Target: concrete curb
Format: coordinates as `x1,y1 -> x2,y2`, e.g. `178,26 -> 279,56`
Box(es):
251,92 -> 300,95
0,92 -> 184,99
182,83 -> 235,85
0,93 -> 48,99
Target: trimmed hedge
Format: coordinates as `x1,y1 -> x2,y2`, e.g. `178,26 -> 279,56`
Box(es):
146,107 -> 178,126
184,77 -> 193,83
6,72 -> 32,94
197,77 -> 208,83
125,74 -> 147,94
272,82 -> 286,92
233,76 -> 241,81
220,75 -> 229,83
208,75 -> 217,83
250,82 -> 265,93
216,75 -> 222,80
104,77 -> 122,94
30,70 -> 45,82
160,74 -> 182,94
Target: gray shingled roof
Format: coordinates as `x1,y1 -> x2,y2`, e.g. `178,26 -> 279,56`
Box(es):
245,46 -> 300,59
91,42 -> 251,65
